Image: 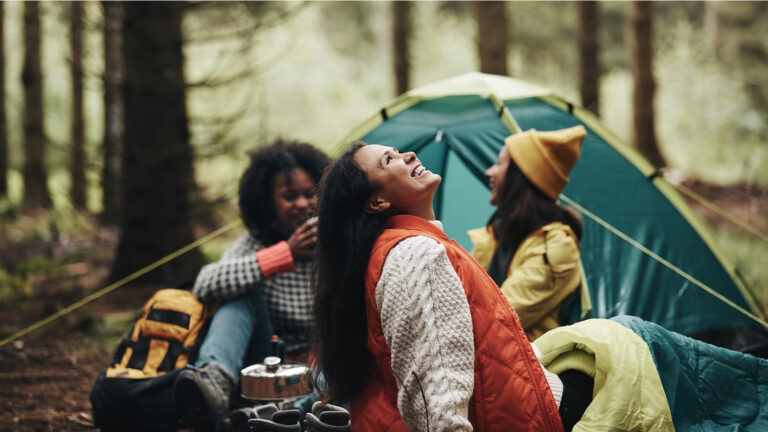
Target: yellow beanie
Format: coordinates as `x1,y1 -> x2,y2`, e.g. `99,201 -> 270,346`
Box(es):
504,125 -> 586,200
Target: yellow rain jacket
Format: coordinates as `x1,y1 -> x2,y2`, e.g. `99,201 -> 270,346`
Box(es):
468,222 -> 585,341
533,319 -> 674,431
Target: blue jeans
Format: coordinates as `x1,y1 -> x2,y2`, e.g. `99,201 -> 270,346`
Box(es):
195,289 -> 273,384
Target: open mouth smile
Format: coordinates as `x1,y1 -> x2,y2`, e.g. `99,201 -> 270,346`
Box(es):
411,165 -> 427,177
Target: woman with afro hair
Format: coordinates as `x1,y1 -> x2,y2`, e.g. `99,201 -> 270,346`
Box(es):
175,140 -> 330,432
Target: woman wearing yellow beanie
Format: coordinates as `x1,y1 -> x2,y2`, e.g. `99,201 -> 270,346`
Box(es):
465,126 -> 768,431
468,125 -> 587,342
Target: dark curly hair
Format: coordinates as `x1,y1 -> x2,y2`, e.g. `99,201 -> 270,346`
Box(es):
239,139 -> 330,244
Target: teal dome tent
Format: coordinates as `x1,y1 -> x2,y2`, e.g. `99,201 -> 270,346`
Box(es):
336,72 -> 768,353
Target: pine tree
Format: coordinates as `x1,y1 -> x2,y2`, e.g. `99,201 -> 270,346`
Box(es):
476,1 -> 509,75
21,1 -> 51,208
110,2 -> 204,285
628,1 -> 665,168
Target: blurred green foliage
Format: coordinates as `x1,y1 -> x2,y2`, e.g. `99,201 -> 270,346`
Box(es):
84,310 -> 137,349
0,267 -> 30,306
0,205 -> 98,243
0,206 -> 104,306
712,227 -> 768,309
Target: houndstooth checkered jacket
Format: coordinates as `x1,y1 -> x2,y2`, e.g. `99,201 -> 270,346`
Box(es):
193,234 -> 313,354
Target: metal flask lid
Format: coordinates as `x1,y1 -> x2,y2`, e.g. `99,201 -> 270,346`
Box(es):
240,356 -> 313,401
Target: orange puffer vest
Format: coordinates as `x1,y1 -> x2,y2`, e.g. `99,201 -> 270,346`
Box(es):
350,215 -> 563,432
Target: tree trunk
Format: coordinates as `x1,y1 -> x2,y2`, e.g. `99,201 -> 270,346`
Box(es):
628,1 -> 664,168
70,1 -> 86,208
577,1 -> 600,116
110,2 -> 204,286
0,2 -> 7,198
734,4 -> 768,126
22,1 -> 51,208
475,1 -> 508,75
703,1 -> 719,49
392,0 -> 411,95
708,3 -> 768,132
101,1 -> 124,224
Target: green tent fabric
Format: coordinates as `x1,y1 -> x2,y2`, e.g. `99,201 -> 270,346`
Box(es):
336,72 -> 767,347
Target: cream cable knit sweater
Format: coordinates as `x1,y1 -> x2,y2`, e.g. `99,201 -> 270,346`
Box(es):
376,224 -> 563,431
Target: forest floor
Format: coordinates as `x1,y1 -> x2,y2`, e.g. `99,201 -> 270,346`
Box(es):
1,180 -> 767,432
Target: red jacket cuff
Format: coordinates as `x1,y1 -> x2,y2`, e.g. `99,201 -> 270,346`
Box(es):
256,241 -> 295,278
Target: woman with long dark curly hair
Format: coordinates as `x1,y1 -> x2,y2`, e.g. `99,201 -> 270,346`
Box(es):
470,126 -> 587,341
175,140 -> 330,432
314,142 -> 564,431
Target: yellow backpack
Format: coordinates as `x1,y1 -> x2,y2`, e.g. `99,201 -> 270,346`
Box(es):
106,288 -> 215,379
92,288 -> 217,431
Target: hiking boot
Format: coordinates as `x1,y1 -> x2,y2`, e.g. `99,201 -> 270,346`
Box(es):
248,407 -> 301,432
304,402 -> 351,432
174,364 -> 233,432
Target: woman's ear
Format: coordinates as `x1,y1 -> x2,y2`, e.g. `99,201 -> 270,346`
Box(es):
365,195 -> 391,214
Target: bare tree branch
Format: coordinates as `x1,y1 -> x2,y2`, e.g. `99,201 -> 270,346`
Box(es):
184,1 -> 306,44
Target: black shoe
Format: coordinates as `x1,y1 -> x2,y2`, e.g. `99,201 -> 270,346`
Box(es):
304,402 -> 350,432
174,364 -> 233,432
248,407 -> 301,432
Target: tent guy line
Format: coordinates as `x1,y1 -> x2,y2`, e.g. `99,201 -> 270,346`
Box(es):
670,181 -> 768,246
559,193 -> 768,330
0,220 -> 243,349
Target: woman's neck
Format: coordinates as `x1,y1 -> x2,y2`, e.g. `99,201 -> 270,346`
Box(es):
409,204 -> 435,221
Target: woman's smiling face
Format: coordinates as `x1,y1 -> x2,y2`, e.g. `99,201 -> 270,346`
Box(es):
353,144 -> 441,218
272,168 -> 317,237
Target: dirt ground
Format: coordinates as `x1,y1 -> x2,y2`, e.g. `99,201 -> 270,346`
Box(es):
0,222 -> 162,432
1,331 -> 116,431
0,180 -> 766,432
